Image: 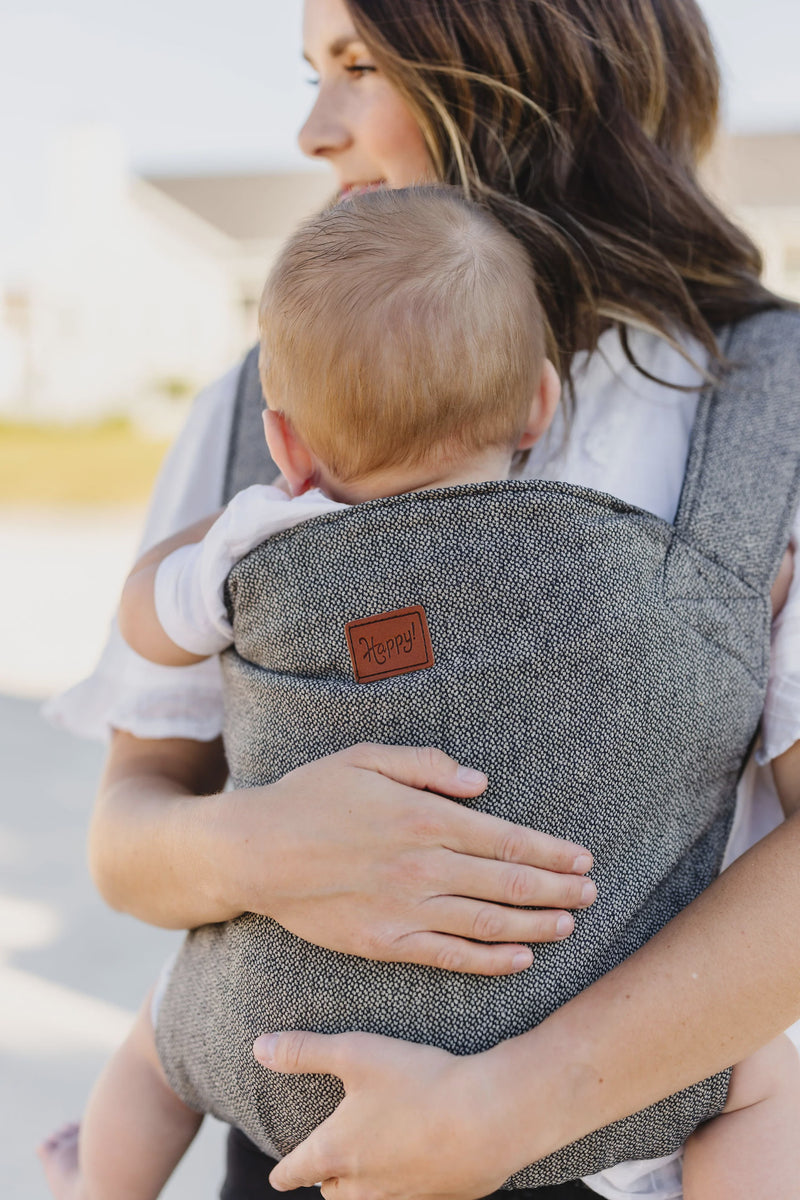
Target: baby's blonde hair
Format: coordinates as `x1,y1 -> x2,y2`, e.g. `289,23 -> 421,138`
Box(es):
259,186 -> 547,483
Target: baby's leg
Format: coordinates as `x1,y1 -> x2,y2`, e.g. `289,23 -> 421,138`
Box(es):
38,989 -> 202,1200
682,1034 -> 800,1200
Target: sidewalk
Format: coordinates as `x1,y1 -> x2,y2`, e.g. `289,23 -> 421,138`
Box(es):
0,507 -> 227,1198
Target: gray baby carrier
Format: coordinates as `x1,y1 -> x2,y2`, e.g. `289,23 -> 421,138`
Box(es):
157,310 -> 800,1187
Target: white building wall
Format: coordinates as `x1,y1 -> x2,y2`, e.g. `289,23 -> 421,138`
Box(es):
0,322 -> 26,414
22,128 -> 243,422
735,206 -> 800,302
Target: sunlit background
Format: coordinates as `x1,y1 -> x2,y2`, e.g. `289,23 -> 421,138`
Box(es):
0,2 -> 798,1196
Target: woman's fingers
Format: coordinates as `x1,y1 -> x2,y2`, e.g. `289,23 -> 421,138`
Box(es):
343,742 -> 489,798
258,745 -> 597,975
419,894 -> 576,945
443,853 -> 597,912
255,1030 -> 360,1193
258,1029 -> 515,1199
254,1029 -> 350,1080
388,931 -> 535,975
342,742 -> 594,876
270,1143 -> 330,1193
443,801 -> 593,874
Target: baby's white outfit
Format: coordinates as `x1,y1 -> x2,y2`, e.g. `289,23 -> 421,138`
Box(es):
154,487 -> 347,658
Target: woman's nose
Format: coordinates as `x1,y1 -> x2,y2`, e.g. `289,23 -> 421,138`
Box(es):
298,89 -> 351,160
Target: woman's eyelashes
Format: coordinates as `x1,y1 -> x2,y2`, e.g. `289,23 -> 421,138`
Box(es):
306,63 -> 377,85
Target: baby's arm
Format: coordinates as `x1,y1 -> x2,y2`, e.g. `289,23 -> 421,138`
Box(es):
118,511 -> 224,667
119,483 -> 322,670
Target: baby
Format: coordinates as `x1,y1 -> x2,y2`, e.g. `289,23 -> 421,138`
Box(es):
40,187 -> 800,1200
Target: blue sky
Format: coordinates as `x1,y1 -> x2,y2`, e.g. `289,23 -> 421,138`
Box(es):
2,0 -> 799,279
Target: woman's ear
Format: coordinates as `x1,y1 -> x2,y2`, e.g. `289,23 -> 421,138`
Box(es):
517,359 -> 561,450
262,410 -> 316,496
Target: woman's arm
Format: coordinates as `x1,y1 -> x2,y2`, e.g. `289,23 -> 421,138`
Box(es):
89,731 -> 230,927
90,733 -> 597,970
261,809 -> 800,1199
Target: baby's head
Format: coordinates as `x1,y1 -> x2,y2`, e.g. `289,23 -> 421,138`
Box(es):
258,186 -> 560,501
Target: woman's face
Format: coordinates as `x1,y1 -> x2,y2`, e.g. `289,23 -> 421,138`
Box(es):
299,0 -> 434,196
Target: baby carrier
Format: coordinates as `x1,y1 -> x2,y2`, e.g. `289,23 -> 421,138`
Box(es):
156,310 -> 800,1187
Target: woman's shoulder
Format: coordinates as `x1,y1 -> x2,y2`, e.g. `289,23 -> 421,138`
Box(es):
722,306 -> 800,369
189,361 -> 242,427
726,306 -> 800,337
711,309 -> 800,454
138,361 -> 243,549
521,326 -> 704,520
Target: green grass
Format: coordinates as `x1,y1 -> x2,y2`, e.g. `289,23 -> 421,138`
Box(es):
0,419 -> 172,505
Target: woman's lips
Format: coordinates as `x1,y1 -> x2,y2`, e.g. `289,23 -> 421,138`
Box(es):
339,180 -> 385,198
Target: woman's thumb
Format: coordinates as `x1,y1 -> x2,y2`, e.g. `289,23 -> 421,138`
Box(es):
254,1030 -> 345,1078
345,743 -> 488,798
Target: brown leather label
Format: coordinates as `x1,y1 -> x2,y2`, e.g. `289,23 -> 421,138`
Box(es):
345,605 -> 435,684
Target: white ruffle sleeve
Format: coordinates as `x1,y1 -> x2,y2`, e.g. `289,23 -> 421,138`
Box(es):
43,367 -> 239,742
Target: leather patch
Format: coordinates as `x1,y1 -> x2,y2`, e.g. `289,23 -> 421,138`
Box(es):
346,606 -> 435,684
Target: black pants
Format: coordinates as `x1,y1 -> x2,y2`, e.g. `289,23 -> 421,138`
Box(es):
220,1128 -> 591,1200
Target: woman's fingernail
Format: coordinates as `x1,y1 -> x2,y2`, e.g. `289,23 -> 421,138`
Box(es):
512,949 -> 533,971
457,765 -> 487,787
254,1034 -> 280,1064
581,880 -> 597,904
573,854 -> 593,873
556,915 -> 574,938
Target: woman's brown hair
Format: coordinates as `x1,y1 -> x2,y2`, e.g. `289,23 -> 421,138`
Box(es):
346,0 -> 787,384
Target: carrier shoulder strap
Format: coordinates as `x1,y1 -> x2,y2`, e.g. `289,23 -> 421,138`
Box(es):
673,308 -> 800,592
221,344 -> 281,505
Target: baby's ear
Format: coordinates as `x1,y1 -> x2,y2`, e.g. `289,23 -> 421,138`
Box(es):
263,410 -> 316,497
517,360 -> 561,450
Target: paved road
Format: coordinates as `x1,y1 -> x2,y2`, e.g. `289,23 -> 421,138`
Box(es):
0,691 -> 227,1195
0,692 -> 228,1198
0,506 -> 228,1197
0,505 -> 144,698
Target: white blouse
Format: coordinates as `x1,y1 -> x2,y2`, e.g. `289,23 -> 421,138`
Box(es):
44,326 -> 800,1199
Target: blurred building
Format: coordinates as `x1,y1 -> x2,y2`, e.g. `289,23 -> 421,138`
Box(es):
703,132 -> 800,300
0,128 -> 332,422
0,126 -> 798,423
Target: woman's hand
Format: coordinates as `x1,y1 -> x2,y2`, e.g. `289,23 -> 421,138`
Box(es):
253,816 -> 800,1200
255,1030 -> 536,1200
222,742 -> 597,976
93,735 -> 595,973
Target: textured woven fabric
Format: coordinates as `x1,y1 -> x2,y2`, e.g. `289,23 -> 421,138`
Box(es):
156,311 -> 800,1188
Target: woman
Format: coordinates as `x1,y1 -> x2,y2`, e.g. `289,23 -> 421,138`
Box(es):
51,0 -> 800,1196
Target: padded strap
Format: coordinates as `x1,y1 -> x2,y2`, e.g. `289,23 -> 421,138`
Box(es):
674,309 -> 800,592
222,345 -> 281,504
